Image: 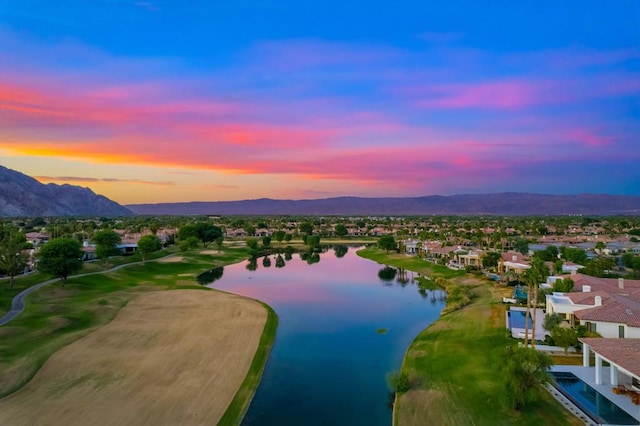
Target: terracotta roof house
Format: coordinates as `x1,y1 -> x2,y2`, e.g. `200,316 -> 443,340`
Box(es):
547,275 -> 640,338
498,252 -> 530,274
575,293 -> 640,338
580,338 -> 640,388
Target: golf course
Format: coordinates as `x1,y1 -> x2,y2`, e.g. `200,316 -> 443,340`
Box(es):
0,246 -> 276,426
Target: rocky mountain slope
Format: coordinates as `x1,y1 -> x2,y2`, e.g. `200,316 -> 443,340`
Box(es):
0,165 -> 133,217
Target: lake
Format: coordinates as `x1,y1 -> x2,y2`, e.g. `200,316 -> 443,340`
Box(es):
206,246 -> 446,425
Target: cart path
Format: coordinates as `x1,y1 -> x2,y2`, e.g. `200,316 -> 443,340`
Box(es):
0,254 -> 177,326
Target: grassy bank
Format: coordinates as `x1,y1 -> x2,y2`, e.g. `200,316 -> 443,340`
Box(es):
0,246 -> 255,398
218,302 -> 278,425
356,248 -> 581,426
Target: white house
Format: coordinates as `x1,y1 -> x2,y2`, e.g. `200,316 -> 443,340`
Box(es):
574,293 -> 640,338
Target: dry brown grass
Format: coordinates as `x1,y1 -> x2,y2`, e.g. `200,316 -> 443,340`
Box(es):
0,290 -> 267,426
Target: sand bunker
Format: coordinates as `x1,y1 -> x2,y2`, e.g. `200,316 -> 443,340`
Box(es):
156,256 -> 183,263
200,250 -> 219,255
0,290 -> 267,426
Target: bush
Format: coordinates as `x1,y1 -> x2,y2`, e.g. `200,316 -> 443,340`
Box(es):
387,371 -> 410,393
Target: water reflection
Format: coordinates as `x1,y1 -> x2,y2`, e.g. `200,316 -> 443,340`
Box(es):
196,266 -> 224,285
334,245 -> 349,258
275,254 -> 286,268
246,257 -> 258,271
378,266 -> 397,282
207,247 -> 446,426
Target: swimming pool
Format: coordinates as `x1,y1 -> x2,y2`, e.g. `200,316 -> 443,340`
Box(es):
507,310 -> 528,329
551,371 -> 640,425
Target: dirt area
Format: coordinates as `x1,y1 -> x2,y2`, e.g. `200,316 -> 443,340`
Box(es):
0,290 -> 267,426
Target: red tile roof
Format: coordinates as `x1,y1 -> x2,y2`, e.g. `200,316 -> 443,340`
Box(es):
580,338 -> 640,377
575,293 -> 640,327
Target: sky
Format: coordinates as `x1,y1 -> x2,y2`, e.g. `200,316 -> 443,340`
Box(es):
0,1 -> 639,204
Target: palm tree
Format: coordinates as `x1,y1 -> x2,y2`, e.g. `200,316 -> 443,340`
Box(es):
523,258 -> 550,348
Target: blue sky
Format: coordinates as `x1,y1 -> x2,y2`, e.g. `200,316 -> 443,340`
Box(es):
1,1 -> 639,202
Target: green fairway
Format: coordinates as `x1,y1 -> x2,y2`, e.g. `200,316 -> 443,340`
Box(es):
356,248 -> 581,426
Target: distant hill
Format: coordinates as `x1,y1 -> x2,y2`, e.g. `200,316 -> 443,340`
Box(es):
0,165 -> 133,217
127,193 -> 640,216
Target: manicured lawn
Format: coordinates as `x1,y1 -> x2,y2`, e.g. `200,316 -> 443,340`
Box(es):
218,301 -> 278,426
0,246 -> 254,398
0,247 -> 178,316
356,248 -> 582,426
357,247 -> 467,280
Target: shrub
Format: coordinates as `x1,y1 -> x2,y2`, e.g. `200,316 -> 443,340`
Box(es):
387,371 -> 410,393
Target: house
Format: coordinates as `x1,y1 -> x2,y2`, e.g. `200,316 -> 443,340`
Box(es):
581,338 -> 640,388
498,252 -> 530,275
574,293 -> 640,338
404,239 -> 420,255
546,275 -> 640,338
456,249 -> 484,269
561,262 -> 585,274
25,232 -> 49,247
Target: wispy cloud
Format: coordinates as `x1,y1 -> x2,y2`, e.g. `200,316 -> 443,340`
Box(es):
34,176 -> 175,186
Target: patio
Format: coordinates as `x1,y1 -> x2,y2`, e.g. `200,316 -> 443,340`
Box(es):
551,364 -> 640,423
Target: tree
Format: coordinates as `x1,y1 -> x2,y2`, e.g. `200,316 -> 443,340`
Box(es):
551,326 -> 578,355
194,222 -> 222,248
37,238 -> 83,286
262,235 -> 272,247
244,224 -> 256,236
542,313 -> 563,331
482,251 -> 501,269
584,256 -> 616,278
561,247 -> 588,264
0,233 -> 29,288
513,238 -> 529,255
306,235 -> 321,250
137,235 -> 161,263
92,229 -> 122,264
245,237 -> 259,250
552,277 -> 574,293
299,222 -> 314,235
334,224 -> 348,238
272,230 -> 286,245
377,235 -> 397,252
179,236 -> 200,252
215,236 -> 224,250
502,346 -> 552,410
178,224 -> 198,241
522,258 -> 549,347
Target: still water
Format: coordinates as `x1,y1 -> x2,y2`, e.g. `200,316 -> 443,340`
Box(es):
206,247 -> 446,425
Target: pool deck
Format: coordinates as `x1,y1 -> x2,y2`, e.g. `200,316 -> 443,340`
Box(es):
506,307 -> 549,340
551,365 -> 640,424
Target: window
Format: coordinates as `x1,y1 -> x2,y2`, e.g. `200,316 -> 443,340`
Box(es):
619,325 -> 625,338
586,322 -> 597,333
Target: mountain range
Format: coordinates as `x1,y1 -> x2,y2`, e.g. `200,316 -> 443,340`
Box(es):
127,193 -> 640,216
2,164 -> 640,216
0,165 -> 133,217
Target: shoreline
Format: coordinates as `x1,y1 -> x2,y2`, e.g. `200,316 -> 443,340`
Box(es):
356,247 -> 582,425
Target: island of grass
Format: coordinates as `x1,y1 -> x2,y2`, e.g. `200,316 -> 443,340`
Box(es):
0,246 -> 276,425
357,247 -> 582,426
